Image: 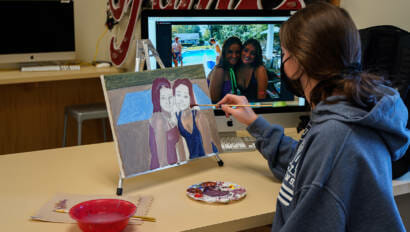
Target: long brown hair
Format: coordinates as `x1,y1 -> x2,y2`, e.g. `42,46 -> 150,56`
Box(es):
172,78 -> 196,105
241,38 -> 264,68
280,2 -> 387,109
218,36 -> 242,70
151,77 -> 171,113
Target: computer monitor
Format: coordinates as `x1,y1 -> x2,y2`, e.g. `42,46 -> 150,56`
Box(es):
141,10 -> 309,129
0,0 -> 76,64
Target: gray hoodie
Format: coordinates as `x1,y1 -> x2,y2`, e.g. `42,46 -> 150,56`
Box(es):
247,86 -> 409,232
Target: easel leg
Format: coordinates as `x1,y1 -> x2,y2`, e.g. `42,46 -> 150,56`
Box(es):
116,175 -> 123,196
215,154 -> 224,167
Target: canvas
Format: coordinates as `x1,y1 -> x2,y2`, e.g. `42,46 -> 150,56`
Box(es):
101,65 -> 221,178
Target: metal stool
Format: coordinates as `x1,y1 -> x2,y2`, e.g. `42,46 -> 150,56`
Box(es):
62,103 -> 108,146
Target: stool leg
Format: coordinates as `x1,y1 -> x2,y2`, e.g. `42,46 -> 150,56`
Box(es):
102,119 -> 107,142
62,114 -> 68,147
77,120 -> 82,146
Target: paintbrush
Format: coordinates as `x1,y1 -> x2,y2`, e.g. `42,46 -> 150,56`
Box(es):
53,209 -> 156,222
190,103 -> 274,108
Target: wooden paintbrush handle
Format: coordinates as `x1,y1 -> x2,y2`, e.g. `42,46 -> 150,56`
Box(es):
192,104 -> 273,108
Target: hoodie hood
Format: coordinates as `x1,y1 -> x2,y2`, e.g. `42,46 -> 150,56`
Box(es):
311,86 -> 410,161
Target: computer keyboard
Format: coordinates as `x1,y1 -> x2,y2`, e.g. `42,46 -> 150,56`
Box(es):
20,65 -> 81,72
219,132 -> 256,152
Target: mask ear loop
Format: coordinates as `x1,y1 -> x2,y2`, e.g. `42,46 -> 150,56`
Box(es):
283,54 -> 304,83
282,56 -> 291,65
283,55 -> 307,99
293,64 -> 311,107
283,50 -> 309,100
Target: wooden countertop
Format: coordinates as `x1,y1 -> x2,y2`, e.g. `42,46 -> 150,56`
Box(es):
0,134 -> 408,231
0,65 -> 123,85
394,171 -> 410,196
0,142 -> 281,232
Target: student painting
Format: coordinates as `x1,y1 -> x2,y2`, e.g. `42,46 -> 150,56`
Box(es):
208,36 -> 242,103
149,78 -> 185,170
236,38 -> 268,101
172,37 -> 183,67
174,79 -> 218,159
218,2 -> 409,232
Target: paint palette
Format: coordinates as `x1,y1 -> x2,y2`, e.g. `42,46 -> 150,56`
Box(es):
186,181 -> 246,203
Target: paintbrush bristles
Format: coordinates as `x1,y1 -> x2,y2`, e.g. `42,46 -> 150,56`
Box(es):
190,103 -> 219,108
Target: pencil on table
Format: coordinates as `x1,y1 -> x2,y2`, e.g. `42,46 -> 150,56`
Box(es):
53,209 -> 156,222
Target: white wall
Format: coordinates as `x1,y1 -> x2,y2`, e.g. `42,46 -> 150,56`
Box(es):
74,0 -> 140,69
341,0 -> 410,31
74,0 -> 112,64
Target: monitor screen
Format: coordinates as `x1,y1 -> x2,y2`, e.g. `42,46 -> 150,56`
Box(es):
141,10 -> 308,115
0,0 -> 75,64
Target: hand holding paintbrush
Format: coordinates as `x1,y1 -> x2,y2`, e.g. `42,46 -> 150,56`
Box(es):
214,94 -> 259,126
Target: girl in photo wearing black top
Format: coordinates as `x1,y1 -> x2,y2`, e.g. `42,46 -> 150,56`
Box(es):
236,38 -> 268,101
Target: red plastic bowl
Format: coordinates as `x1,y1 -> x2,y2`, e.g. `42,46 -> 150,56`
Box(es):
69,199 -> 137,232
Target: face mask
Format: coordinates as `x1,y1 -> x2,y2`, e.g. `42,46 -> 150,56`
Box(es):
281,57 -> 305,98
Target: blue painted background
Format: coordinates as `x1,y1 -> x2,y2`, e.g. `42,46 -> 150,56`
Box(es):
117,84 -> 212,126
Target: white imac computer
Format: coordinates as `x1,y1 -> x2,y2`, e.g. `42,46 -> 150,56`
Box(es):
0,1 -> 76,65
140,10 -> 309,134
